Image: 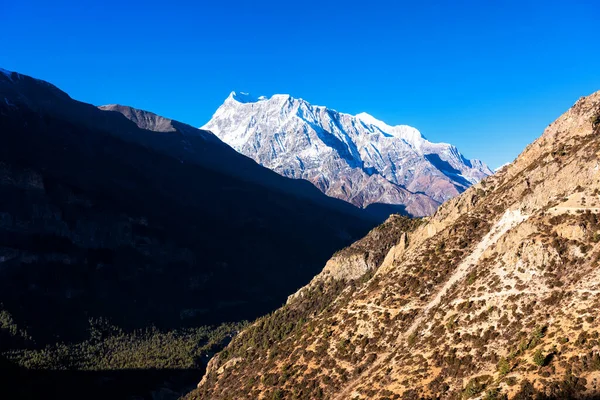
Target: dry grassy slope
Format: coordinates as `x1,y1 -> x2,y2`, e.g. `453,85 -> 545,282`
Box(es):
189,90 -> 600,400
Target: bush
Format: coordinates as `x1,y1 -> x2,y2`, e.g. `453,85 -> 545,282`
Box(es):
407,332 -> 418,347
463,376 -> 491,398
592,114 -> 600,129
533,349 -> 546,367
484,387 -> 507,400
497,357 -> 511,375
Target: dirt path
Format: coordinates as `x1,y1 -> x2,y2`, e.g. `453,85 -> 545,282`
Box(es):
548,206 -> 600,215
405,209 -> 528,336
453,288 -> 600,304
333,208 -> 528,400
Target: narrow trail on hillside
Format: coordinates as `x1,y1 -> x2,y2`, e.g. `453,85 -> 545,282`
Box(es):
332,209 -> 528,400
404,209 -> 528,336
548,206 -> 600,215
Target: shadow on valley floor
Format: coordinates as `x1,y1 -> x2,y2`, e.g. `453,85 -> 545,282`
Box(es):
0,357 -> 202,400
5,357 -> 600,400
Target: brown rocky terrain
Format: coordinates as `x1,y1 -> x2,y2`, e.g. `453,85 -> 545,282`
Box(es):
188,89 -> 600,399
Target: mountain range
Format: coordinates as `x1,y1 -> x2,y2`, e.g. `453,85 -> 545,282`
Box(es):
203,92 -> 492,217
4,66 -> 599,400
0,68 -> 375,346
191,90 -> 600,399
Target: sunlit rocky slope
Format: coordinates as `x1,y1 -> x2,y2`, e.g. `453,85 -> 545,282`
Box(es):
191,90 -> 600,399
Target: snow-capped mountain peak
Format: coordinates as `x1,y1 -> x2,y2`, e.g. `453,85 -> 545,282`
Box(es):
355,111 -> 427,146
227,91 -> 269,104
355,111 -> 394,132
202,92 -> 492,217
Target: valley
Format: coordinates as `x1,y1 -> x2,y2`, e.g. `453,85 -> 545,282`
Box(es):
0,69 -> 375,399
190,91 -> 600,399
3,2 -> 599,399
1,67 -> 598,400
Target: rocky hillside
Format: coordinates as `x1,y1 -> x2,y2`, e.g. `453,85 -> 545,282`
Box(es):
0,68 -> 375,345
202,92 -> 492,217
190,90 -> 600,399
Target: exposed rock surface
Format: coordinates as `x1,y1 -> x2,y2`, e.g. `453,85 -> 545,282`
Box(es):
202,92 -> 492,217
191,90 -> 600,399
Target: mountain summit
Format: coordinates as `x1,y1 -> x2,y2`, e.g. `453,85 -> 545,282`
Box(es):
0,69 -> 376,344
192,90 -> 600,399
202,93 -> 492,217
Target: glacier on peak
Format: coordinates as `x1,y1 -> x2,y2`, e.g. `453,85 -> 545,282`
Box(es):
355,112 -> 395,132
355,111 -> 427,146
227,91 -> 266,103
202,92 -> 493,217
223,94 -> 426,146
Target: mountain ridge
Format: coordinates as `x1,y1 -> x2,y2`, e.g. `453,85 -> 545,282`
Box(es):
190,89 -> 600,399
0,68 -> 376,344
202,92 -> 492,217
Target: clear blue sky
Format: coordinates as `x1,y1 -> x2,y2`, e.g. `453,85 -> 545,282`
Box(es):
2,0 -> 599,169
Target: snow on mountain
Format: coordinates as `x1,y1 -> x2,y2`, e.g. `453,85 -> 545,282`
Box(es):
202,92 -> 493,217
495,163 -> 510,172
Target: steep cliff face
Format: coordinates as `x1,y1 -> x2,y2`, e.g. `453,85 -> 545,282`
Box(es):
0,69 -> 375,344
202,92 -> 492,217
191,90 -> 600,399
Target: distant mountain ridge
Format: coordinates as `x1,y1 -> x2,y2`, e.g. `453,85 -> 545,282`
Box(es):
202,92 -> 493,217
191,90 -> 600,400
0,68 -> 376,345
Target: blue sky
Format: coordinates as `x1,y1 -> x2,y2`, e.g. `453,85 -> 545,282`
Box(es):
2,0 -> 599,169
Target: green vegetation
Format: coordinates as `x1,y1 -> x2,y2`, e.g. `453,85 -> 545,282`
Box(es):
4,319 -> 246,371
497,357 -> 511,376
1,315 -> 247,399
466,271 -> 477,285
220,279 -> 347,362
532,349 -> 546,367
462,375 -> 491,398
407,332 -> 418,347
484,387 -> 507,400
517,325 -> 547,354
445,314 -> 459,331
0,306 -> 32,351
592,114 -> 600,130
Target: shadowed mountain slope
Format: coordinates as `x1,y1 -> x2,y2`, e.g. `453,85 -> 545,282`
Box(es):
191,90 -> 600,399
0,68 -> 375,344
